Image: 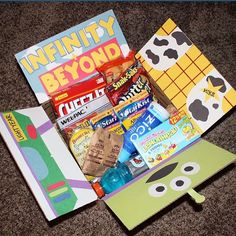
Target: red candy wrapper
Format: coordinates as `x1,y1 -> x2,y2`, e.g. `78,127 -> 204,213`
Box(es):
105,61 -> 153,106
97,51 -> 136,84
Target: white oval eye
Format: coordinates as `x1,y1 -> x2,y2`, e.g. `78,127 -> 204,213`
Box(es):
181,162 -> 200,175
170,176 -> 191,191
148,183 -> 167,197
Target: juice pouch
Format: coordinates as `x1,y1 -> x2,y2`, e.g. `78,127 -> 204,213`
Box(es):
97,51 -> 136,84
51,75 -> 110,117
90,108 -> 125,135
114,90 -> 153,130
105,61 -> 153,106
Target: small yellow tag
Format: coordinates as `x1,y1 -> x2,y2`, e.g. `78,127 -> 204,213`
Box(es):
3,112 -> 27,142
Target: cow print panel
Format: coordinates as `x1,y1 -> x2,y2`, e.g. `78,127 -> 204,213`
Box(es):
153,38 -> 169,46
189,99 -> 209,122
172,31 -> 192,46
207,76 -> 226,93
146,49 -> 160,64
163,49 -> 178,60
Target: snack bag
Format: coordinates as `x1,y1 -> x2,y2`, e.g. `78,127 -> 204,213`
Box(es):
82,128 -> 123,177
90,108 -> 125,135
97,51 -> 136,84
51,75 -> 110,117
64,116 -> 94,140
114,90 -> 153,130
69,128 -> 94,168
105,61 -> 153,106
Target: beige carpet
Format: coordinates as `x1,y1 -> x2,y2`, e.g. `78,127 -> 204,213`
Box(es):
0,2 -> 235,235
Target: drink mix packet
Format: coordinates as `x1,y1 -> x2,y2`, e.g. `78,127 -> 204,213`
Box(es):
105,60 -> 153,106
82,128 -> 123,177
114,90 -> 153,130
51,75 -> 110,117
97,51 -> 136,84
90,108 -> 125,135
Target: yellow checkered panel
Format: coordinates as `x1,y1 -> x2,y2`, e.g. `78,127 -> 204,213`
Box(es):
136,18 -> 236,134
161,18 -> 177,34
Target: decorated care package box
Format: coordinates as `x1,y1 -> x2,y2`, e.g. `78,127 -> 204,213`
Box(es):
0,11 -> 235,230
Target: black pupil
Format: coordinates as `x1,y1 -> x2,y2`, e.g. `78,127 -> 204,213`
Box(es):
184,166 -> 193,172
156,186 -> 165,192
176,180 -> 184,186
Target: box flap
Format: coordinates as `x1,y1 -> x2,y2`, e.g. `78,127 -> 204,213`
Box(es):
15,10 -> 129,104
104,139 -> 235,230
136,19 -> 236,134
0,106 -> 97,220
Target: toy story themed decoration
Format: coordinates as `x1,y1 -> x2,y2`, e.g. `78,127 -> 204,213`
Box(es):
104,139 -> 235,230
136,18 -> 236,134
0,107 -> 97,220
15,10 -> 129,104
0,13 -> 235,230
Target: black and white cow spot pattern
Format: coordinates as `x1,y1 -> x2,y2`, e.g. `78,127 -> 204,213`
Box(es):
164,49 -> 178,60
189,99 -> 209,122
172,31 -> 192,46
186,68 -> 229,131
146,49 -> 160,64
153,38 -> 169,46
207,76 -> 226,93
145,31 -> 192,68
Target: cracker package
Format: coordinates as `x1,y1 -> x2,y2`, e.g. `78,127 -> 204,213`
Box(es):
51,75 -> 110,117
56,93 -> 113,138
82,128 -> 123,177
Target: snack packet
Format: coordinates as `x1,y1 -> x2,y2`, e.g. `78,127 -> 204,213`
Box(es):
90,108 -> 125,135
82,128 -> 123,177
114,90 -> 153,130
64,116 -> 94,140
97,51 -> 136,84
105,61 -> 153,106
132,112 -> 200,168
51,75 -> 109,117
56,92 -> 112,136
69,128 -> 94,167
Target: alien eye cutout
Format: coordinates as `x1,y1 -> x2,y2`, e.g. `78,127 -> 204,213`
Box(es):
146,162 -> 178,183
148,183 -> 167,197
170,176 -> 191,191
181,162 -> 200,175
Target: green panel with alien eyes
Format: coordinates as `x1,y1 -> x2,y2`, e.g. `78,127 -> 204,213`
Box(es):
105,139 -> 235,230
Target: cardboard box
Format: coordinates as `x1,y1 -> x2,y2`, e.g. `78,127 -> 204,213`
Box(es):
0,13 -> 235,230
